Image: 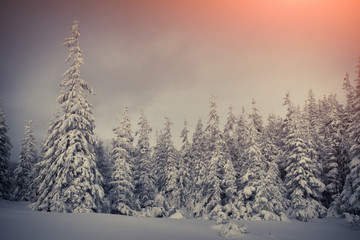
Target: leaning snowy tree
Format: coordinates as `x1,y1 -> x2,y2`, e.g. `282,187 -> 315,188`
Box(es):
32,20 -> 105,213
0,102 -> 12,200
14,120 -> 38,201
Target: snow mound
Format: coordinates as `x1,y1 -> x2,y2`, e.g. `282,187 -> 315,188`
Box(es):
261,232 -> 278,239
218,220 -> 248,238
344,213 -> 360,229
169,210 -> 184,219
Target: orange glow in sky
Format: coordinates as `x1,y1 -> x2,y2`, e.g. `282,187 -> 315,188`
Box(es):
1,0 -> 360,157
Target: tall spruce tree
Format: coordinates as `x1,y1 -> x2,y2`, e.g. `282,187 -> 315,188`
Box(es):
341,57 -> 360,216
150,128 -> 172,218
224,106 -> 237,163
14,120 -> 38,201
233,107 -> 247,178
282,93 -> 326,221
177,120 -> 192,209
134,110 -> 156,209
29,111 -> 61,202
201,96 -> 237,221
0,102 -> 12,200
94,138 -> 111,195
153,129 -> 165,191
262,114 -> 283,164
317,95 -> 344,210
161,118 -> 180,209
239,121 -> 288,221
340,72 -> 353,186
248,98 -> 263,134
32,20 -> 105,213
190,119 -> 208,216
109,107 -> 136,215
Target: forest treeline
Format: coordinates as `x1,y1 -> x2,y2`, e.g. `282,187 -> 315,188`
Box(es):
0,20 -> 359,225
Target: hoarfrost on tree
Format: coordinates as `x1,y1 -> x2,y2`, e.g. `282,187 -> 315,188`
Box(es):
31,20 -> 105,213
109,107 -> 137,215
0,102 -> 12,200
14,120 -> 38,201
134,110 -> 157,210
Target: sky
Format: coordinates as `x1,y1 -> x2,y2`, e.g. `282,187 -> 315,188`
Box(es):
1,0 -> 360,161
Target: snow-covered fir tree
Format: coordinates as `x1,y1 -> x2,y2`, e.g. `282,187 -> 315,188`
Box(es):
341,58 -> 360,216
142,193 -> 171,218
343,72 -> 355,124
0,102 -> 12,200
224,106 -> 237,163
239,120 -> 288,221
248,98 -> 263,134
32,20 -> 105,213
94,138 -> 111,195
177,120 -> 192,209
306,89 -> 320,140
317,95 -> 345,209
233,107 -> 247,178
262,114 -> 283,164
160,118 -> 180,210
282,93 -> 326,221
29,111 -> 61,202
200,96 -> 237,220
14,120 -> 38,201
239,99 -> 264,178
153,129 -> 165,190
134,110 -> 157,210
109,107 -> 136,215
190,119 -> 208,216
339,73 -> 353,185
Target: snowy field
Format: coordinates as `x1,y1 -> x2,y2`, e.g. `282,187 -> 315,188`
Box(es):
0,199 -> 358,240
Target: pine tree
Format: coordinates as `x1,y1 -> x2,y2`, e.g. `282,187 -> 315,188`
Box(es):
161,118 -> 180,209
0,102 -> 12,200
339,73 -> 353,189
29,111 -> 61,202
94,138 -> 111,195
343,72 -> 355,118
317,95 -> 345,210
239,122 -> 288,221
306,89 -> 320,139
341,57 -> 360,216
262,114 -> 283,164
32,20 -> 105,213
201,96 -> 237,221
150,128 -> 172,217
109,107 -> 136,215
239,99 -> 264,178
177,120 -> 192,209
248,98 -> 263,134
190,119 -> 207,216
233,107 -> 247,177
153,129 -> 165,191
14,120 -> 37,201
224,106 -> 237,162
134,110 -> 156,209
282,93 -> 326,221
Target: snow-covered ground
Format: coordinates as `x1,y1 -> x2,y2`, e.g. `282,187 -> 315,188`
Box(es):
0,199 -> 358,240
